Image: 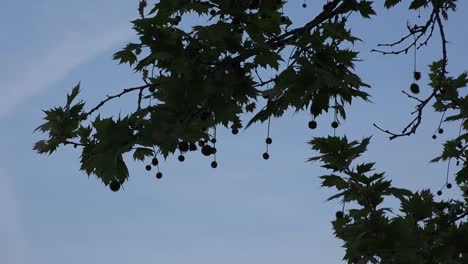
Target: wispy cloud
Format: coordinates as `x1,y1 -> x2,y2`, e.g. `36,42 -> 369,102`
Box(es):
0,0 -> 138,118
0,26 -> 132,118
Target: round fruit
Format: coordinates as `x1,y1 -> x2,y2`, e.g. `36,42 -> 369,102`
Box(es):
438,128 -> 444,134
178,141 -> 189,152
152,157 -> 159,166
212,148 -> 217,154
198,140 -> 206,147
210,9 -> 216,16
457,142 -> 463,149
266,137 -> 272,144
308,120 -> 317,129
335,211 -> 344,219
211,138 -> 217,144
149,86 -> 156,93
302,3 -> 307,8
437,190 -> 442,196
109,180 -> 121,192
145,165 -> 152,171
178,155 -> 185,162
432,135 -> 437,139
410,83 -> 420,94
201,145 -> 212,156
156,172 -> 163,179
232,128 -> 239,135
263,152 -> 270,160
189,142 -> 197,151
414,71 -> 421,80
175,15 -> 181,22
331,121 -> 339,129
447,183 -> 452,189
211,161 -> 218,168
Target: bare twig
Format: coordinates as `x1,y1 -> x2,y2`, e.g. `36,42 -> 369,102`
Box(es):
84,84 -> 152,118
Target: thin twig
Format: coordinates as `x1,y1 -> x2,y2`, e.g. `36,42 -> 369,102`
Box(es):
83,84 -> 152,118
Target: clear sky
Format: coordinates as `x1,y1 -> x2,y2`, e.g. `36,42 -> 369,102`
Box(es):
1,1 -> 467,263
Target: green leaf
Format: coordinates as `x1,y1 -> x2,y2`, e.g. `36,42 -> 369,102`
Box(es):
356,1 -> 376,18
254,50 -> 283,70
113,49 -> 138,65
409,0 -> 428,10
384,0 -> 403,8
133,147 -> 154,161
320,174 -> 349,190
66,82 -> 81,106
356,162 -> 375,174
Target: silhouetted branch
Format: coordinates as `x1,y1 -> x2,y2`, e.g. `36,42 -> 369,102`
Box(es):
84,84 -> 152,118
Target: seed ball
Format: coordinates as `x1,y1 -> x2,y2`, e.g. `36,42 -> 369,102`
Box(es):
209,9 -> 216,16
198,140 -> 206,147
410,83 -> 420,94
211,148 -> 217,154
178,155 -> 185,162
109,180 -> 121,192
266,137 -> 272,144
178,141 -> 189,152
438,128 -> 444,134
432,135 -> 437,139
335,211 -> 344,219
331,121 -> 339,129
175,15 -> 181,22
145,165 -> 152,171
232,128 -> 239,135
447,183 -> 452,189
189,142 -> 197,151
302,3 -> 307,8
211,138 -> 217,144
211,161 -> 218,168
308,120 -> 317,129
457,142 -> 463,149
201,145 -> 212,156
437,190 -> 442,196
151,157 -> 159,166
263,152 -> 270,160
149,86 -> 156,93
156,172 -> 163,179
414,71 -> 421,80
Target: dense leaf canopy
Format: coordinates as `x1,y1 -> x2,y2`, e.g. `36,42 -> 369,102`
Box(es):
34,0 -> 467,262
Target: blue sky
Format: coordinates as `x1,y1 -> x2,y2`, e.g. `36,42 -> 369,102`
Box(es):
1,1 -> 467,263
